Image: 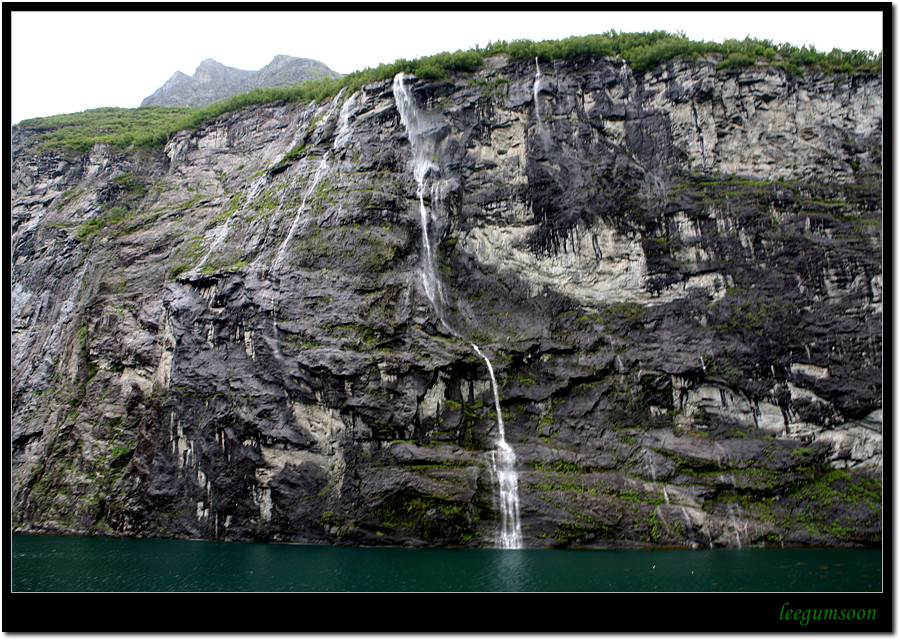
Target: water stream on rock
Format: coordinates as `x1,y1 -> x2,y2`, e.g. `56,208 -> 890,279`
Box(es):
712,442 -> 745,548
273,155 -> 329,273
393,72 -> 522,549
193,173 -> 268,275
261,93 -> 348,362
194,217 -> 234,273
533,57 -> 546,139
334,91 -> 358,150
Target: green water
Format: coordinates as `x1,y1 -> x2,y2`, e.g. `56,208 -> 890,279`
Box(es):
11,533 -> 881,592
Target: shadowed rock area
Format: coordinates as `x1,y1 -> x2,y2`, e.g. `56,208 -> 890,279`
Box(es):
12,52 -> 882,549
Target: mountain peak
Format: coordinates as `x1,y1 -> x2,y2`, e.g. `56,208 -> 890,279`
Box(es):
196,58 -> 226,71
141,56 -> 342,109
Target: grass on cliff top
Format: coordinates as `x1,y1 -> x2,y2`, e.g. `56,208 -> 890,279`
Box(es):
17,105 -> 193,154
18,30 -> 882,154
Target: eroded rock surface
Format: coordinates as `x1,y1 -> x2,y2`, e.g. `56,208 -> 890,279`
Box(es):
12,54 -> 882,548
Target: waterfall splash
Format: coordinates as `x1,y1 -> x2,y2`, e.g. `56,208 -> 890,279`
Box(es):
393,72 -> 522,549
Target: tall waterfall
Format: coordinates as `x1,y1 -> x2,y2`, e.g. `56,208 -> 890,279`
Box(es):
392,73 -> 446,317
472,344 -> 523,549
393,72 -> 523,549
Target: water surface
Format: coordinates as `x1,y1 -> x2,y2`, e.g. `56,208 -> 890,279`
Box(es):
11,533 -> 881,592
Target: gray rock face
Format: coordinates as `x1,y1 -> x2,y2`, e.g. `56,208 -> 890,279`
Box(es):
12,54 -> 882,549
140,55 -> 342,108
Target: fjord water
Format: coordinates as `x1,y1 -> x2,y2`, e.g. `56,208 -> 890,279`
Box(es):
12,534 -> 881,592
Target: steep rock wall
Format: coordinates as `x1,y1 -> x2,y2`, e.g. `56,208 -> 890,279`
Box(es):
11,53 -> 882,548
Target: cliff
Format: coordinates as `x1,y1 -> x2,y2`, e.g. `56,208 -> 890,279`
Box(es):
11,52 -> 882,548
141,55 -> 342,108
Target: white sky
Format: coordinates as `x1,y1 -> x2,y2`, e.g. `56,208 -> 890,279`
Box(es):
9,8 -> 886,124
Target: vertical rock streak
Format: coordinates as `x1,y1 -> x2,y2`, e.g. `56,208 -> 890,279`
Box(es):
393,72 -> 523,549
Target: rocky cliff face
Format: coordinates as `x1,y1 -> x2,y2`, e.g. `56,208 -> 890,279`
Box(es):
141,55 -> 342,108
12,53 -> 882,548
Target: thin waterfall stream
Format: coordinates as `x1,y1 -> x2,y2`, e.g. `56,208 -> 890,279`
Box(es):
261,92 -> 347,365
533,57 -> 547,141
393,72 -> 522,549
272,155 -> 329,273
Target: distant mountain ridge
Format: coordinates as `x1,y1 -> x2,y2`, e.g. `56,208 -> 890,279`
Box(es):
141,55 -> 342,108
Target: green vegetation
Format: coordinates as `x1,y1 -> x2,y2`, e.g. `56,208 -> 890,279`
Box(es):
76,206 -> 127,239
18,106 -> 191,154
112,172 -> 145,194
275,143 -> 309,170
18,32 -> 880,155
533,460 -> 590,474
373,488 -> 474,542
481,31 -> 880,76
291,224 -> 402,274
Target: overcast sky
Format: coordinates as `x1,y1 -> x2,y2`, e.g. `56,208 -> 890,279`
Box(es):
9,8 -> 886,124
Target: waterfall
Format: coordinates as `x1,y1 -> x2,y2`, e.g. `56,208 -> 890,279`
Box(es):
472,344 -> 522,549
393,72 -> 522,549
392,72 -> 446,317
680,506 -> 692,533
727,502 -> 743,549
252,90 -> 346,274
725,474 -> 746,549
256,89 -> 353,365
264,154 -> 327,364
533,57 -> 546,137
334,92 -> 358,150
194,173 -> 270,274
